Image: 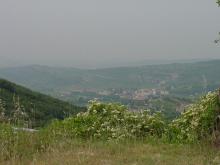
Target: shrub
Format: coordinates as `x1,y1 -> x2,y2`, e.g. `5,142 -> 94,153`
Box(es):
46,100 -> 166,141
169,91 -> 219,143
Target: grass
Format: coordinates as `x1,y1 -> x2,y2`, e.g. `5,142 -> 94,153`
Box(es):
1,138 -> 219,165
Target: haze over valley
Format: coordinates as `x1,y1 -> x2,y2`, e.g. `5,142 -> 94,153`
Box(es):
0,59 -> 219,119
0,0 -> 220,164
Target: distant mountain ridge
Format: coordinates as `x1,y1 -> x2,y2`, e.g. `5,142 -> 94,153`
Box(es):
0,60 -> 219,96
0,56 -> 24,68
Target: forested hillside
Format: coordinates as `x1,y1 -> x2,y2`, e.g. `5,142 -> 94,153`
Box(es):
0,79 -> 85,127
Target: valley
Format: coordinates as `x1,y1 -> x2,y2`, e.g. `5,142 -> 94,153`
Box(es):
0,60 -> 219,119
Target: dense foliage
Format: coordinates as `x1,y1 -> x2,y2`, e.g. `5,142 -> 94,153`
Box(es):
63,90 -> 191,120
0,79 -> 85,127
169,92 -> 220,142
45,100 -> 166,141
45,91 -> 220,143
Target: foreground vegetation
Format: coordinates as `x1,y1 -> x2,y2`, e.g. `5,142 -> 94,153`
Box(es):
43,91 -> 219,143
0,125 -> 219,165
1,139 -> 218,165
1,90 -> 220,164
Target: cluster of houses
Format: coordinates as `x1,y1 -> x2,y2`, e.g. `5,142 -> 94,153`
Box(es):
98,88 -> 169,101
59,88 -> 169,102
131,89 -> 169,101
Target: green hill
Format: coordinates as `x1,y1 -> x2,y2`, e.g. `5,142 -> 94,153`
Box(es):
0,60 -> 219,96
0,79 -> 85,127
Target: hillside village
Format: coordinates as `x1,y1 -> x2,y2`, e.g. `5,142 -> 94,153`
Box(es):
59,88 -> 169,101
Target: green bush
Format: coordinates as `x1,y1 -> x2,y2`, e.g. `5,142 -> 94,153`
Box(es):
169,91 -> 219,143
45,100 -> 166,141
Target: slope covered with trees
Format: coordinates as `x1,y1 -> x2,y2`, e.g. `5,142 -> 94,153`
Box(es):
0,79 -> 85,127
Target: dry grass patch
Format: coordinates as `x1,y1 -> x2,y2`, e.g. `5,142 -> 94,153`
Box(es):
2,140 -> 217,165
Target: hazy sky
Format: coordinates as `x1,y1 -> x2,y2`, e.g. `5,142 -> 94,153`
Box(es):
0,0 -> 219,68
